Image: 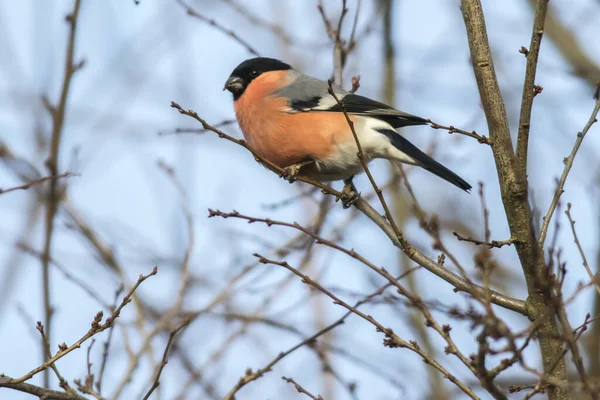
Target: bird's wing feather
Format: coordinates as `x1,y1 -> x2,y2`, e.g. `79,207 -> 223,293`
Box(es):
324,94 -> 428,127
275,72 -> 428,128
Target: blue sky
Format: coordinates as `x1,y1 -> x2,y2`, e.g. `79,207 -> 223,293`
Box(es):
1,0 -> 600,399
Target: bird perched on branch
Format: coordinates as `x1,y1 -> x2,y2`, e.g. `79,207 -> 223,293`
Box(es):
223,57 -> 471,207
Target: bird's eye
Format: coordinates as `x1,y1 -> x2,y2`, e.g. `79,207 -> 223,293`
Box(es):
249,70 -> 259,78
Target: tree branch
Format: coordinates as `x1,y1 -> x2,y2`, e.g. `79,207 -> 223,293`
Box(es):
40,0 -> 83,387
515,0 -> 549,171
460,1 -> 569,398
538,95 -> 600,247
0,376 -> 88,400
172,102 -> 526,315
0,171 -> 74,196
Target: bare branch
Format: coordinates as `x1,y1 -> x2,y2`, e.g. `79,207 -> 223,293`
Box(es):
252,254 -> 480,400
515,0 -> 550,170
538,95 -> 600,246
143,319 -> 191,400
0,376 -> 88,400
453,232 -> 515,249
175,0 -> 259,56
282,376 -> 323,400
428,120 -> 491,144
527,0 -> 600,88
0,171 -> 74,196
6,267 -> 157,385
565,204 -> 600,296
40,0 -> 83,386
460,1 -> 570,398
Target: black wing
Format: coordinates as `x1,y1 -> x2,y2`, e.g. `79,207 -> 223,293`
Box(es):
326,94 -> 428,128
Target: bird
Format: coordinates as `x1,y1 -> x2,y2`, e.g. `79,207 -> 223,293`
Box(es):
223,57 -> 471,207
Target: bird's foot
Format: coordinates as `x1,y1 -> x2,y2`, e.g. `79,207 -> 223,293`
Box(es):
337,180 -> 360,209
279,160 -> 313,183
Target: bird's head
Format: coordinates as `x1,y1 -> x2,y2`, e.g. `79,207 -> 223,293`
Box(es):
224,57 -> 292,100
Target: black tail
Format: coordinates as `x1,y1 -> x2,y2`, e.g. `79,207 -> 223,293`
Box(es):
378,129 -> 472,192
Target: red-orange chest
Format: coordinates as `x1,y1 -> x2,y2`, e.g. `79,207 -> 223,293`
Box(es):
234,87 -> 316,167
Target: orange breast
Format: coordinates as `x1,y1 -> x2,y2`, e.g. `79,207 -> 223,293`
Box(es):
234,72 -> 355,167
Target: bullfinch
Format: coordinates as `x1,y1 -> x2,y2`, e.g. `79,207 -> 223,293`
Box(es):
223,57 -> 471,207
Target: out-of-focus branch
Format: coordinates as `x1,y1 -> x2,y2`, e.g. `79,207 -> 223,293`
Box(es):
221,0 -> 308,47
0,171 -> 74,196
175,0 -> 259,56
318,0 -> 360,87
40,0 -> 82,387
460,1 -> 569,399
527,0 -> 600,88
515,0 -> 549,172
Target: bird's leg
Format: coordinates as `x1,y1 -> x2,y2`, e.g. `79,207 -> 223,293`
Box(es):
280,160 -> 314,183
338,176 -> 360,209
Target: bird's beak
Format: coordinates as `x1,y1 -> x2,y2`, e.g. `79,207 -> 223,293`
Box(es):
223,76 -> 244,92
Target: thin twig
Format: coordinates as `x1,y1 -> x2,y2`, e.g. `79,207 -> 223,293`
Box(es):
222,267 -> 434,400
95,285 -> 123,394
0,171 -> 74,195
252,254 -> 480,400
515,0 -> 550,169
208,209 -> 523,314
565,204 -> 600,295
0,376 -> 88,400
222,309 -> 346,400
452,232 -> 514,248
282,376 -> 323,400
36,322 -> 74,393
6,267 -> 157,384
428,120 -> 491,144
173,102 -> 527,315
538,95 -> 600,247
143,319 -> 191,400
170,101 -> 344,199
175,0 -> 259,56
326,80 -> 402,239
40,0 -> 83,386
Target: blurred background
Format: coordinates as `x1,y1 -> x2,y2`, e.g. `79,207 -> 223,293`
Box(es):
1,0 -> 599,399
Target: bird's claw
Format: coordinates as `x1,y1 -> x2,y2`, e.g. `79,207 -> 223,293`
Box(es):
280,164 -> 303,183
341,191 -> 360,209
337,181 -> 360,209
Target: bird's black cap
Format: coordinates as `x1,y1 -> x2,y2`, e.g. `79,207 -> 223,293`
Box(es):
224,57 -> 292,100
